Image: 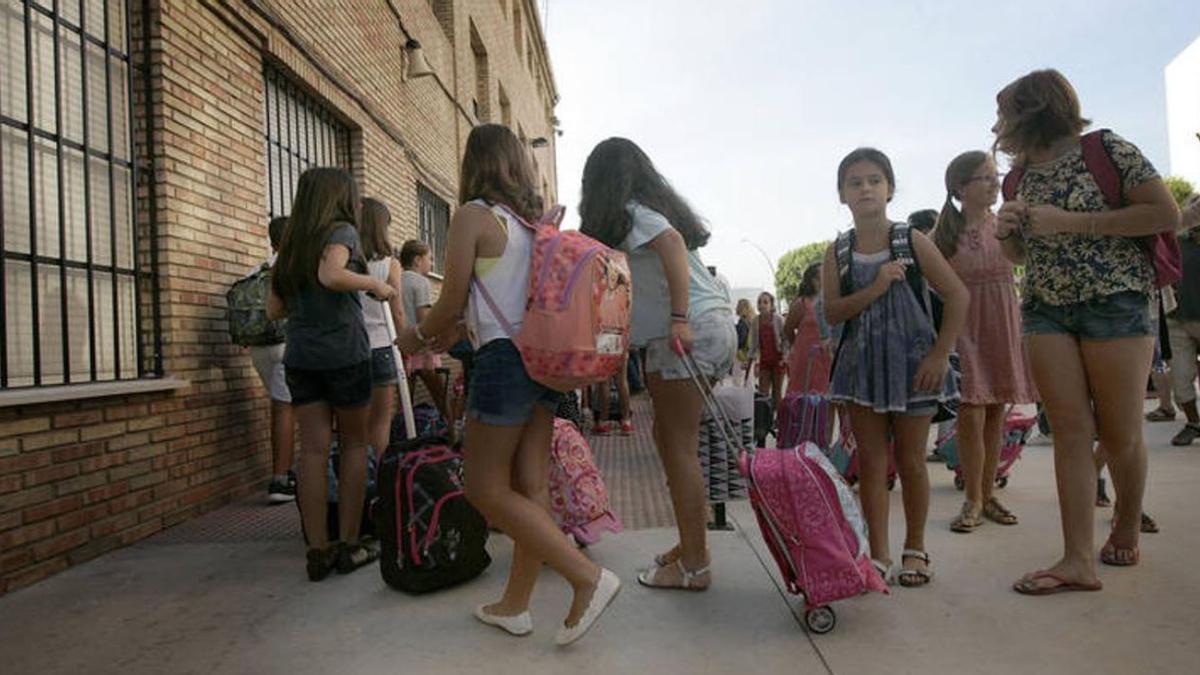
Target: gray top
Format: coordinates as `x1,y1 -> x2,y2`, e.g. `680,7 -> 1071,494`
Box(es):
283,223 -> 370,370
401,269 -> 433,327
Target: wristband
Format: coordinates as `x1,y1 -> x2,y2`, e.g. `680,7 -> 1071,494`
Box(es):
671,316 -> 689,324
670,311 -> 688,321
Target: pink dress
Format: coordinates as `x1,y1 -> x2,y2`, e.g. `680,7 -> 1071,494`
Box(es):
786,297 -> 831,394
949,215 -> 1038,405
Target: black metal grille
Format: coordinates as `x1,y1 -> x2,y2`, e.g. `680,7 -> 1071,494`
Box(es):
417,184 -> 449,275
263,65 -> 351,219
1,0 -> 144,389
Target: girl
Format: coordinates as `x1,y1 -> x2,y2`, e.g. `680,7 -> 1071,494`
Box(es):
749,292 -> 787,406
822,148 -> 968,587
579,137 -> 736,591
930,151 -> 1037,533
358,198 -> 406,462
994,70 -> 1180,595
395,125 -> 618,645
783,263 -> 832,394
735,298 -> 755,385
266,167 -> 394,581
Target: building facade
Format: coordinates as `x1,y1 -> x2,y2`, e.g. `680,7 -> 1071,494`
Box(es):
1166,34 -> 1200,188
0,0 -> 558,593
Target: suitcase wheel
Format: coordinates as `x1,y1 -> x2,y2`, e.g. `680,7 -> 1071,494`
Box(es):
805,606 -> 836,635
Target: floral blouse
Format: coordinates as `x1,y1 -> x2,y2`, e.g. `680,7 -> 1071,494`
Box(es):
1016,130 -> 1159,306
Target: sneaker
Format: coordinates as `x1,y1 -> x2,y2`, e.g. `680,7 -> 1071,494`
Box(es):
268,471 -> 297,504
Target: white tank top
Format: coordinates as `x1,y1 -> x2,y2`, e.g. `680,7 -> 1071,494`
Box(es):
467,200 -> 534,348
361,257 -> 396,348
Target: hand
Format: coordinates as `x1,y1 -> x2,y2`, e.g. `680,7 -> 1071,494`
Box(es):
871,261 -> 907,296
670,321 -> 693,355
997,200 -> 1027,236
367,279 -> 396,302
395,326 -> 425,355
429,322 -> 465,352
913,350 -> 950,393
1025,204 -> 1074,237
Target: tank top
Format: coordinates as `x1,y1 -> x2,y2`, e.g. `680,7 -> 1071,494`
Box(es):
360,257 -> 396,349
466,200 -> 534,348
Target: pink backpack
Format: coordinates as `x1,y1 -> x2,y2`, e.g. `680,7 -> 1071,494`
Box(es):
548,418 -> 623,545
474,204 -> 632,392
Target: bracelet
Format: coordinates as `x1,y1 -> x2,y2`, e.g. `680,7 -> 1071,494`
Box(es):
670,311 -> 688,321
670,316 -> 689,324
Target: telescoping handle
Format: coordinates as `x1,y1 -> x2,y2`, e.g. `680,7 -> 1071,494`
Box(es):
671,338 -> 752,459
380,300 -> 417,441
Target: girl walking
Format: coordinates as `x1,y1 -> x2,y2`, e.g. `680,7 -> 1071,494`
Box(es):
822,148 -> 968,587
579,137 -> 735,591
931,151 -> 1038,533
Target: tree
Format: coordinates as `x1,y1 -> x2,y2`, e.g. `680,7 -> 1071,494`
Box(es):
775,240 -> 830,303
1165,175 -> 1195,207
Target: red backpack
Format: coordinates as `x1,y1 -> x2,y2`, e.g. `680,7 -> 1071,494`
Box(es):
1001,129 -> 1181,288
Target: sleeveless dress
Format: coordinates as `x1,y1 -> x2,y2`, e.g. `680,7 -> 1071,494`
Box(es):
828,250 -> 959,413
759,318 -> 783,372
948,216 -> 1037,405
786,297 -> 831,394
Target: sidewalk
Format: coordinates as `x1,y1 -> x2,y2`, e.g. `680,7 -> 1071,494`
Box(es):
0,399 -> 1197,674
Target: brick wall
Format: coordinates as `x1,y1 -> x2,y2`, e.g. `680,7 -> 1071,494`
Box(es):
0,0 -> 558,594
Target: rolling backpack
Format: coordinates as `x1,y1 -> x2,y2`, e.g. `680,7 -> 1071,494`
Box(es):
226,264 -> 285,346
472,203 -> 633,392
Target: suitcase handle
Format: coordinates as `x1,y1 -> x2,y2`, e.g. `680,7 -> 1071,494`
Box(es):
381,300 -> 417,441
672,338 -> 752,460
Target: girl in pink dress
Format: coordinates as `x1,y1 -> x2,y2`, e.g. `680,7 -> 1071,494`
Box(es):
931,151 -> 1038,533
784,263 -> 832,394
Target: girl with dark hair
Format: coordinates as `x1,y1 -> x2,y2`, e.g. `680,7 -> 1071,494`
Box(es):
822,148 -> 968,588
784,263 -> 831,395
993,70 -> 1180,595
580,137 -> 735,591
358,198 -> 406,465
395,125 -> 618,645
931,151 -> 1037,533
749,292 -> 787,405
267,167 -> 396,581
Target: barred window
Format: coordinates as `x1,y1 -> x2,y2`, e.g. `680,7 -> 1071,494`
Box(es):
263,65 -> 351,219
1,0 -> 144,389
417,184 -> 449,275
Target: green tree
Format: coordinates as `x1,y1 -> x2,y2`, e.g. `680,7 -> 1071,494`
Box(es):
775,241 -> 830,302
1166,175 -> 1195,207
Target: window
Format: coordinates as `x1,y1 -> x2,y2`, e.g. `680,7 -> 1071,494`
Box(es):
263,65 -> 351,219
417,184 -> 449,276
1,0 -> 148,388
469,22 -> 489,123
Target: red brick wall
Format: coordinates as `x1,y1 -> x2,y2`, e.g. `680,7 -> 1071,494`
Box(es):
0,0 -> 558,594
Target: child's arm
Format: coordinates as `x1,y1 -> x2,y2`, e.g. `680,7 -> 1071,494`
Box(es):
996,201 -> 1027,265
910,230 -> 969,392
820,244 -> 905,326
386,257 -> 406,329
645,228 -> 693,350
318,244 -> 392,298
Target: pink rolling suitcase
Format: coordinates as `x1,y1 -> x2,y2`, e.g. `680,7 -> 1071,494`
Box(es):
776,348 -> 833,448
675,340 -> 887,634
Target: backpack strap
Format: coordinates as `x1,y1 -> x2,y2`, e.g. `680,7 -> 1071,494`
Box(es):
1079,129 -> 1123,209
889,222 -> 937,327
1001,166 -> 1024,202
834,229 -> 855,298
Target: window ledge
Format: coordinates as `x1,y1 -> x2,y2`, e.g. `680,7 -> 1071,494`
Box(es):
0,378 -> 191,409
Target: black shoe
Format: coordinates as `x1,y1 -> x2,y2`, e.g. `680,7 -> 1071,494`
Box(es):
306,544 -> 339,582
1096,478 -> 1112,508
267,471 -> 297,504
336,540 -> 380,575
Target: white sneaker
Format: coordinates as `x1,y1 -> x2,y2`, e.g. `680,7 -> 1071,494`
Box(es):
473,604 -> 533,636
555,568 -> 621,646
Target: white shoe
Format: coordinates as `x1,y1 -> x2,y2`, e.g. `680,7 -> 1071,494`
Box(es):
555,568 -> 621,646
473,604 -> 533,636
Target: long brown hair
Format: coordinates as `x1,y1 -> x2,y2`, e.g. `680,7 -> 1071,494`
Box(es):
359,197 -> 393,261
932,151 -> 989,258
458,124 -> 543,222
993,69 -> 1090,164
272,167 -> 360,299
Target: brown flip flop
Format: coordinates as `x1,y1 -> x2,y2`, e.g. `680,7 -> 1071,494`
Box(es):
1013,570 -> 1103,596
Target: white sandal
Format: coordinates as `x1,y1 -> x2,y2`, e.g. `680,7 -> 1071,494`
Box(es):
896,549 -> 933,588
637,558 -> 711,591
871,558 -> 898,586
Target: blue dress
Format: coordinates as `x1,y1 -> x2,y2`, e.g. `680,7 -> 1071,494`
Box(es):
829,250 -> 959,413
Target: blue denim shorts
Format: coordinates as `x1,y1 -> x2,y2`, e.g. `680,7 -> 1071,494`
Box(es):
467,339 -> 562,426
1022,291 -> 1152,340
370,346 -> 399,387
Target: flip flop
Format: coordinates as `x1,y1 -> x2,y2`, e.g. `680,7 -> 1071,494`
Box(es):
1100,537 -> 1140,567
1013,570 -> 1103,596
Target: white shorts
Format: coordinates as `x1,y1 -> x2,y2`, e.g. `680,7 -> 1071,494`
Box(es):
250,343 -> 291,403
644,309 -> 737,382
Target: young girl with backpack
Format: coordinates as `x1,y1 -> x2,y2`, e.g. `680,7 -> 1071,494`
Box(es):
266,168 -> 395,581
357,198 -> 406,460
930,151 -> 1038,534
749,292 -> 787,407
993,70 -> 1180,595
822,148 -> 968,587
579,137 -> 736,591
395,125 -> 618,646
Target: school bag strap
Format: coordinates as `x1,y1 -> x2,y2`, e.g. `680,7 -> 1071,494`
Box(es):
834,229 -> 855,298
888,222 -> 935,324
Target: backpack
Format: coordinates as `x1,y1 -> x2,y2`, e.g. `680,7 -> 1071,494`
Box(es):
1001,128 -> 1182,289
548,418 -> 623,546
296,438 -> 377,545
472,204 -> 632,393
227,264 -> 285,346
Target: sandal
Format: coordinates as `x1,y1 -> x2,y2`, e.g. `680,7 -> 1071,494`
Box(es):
306,544 -> 339,582
1013,570 -> 1103,596
982,497 -> 1018,526
1140,512 -> 1160,534
871,558 -> 897,585
950,501 -> 983,533
1145,407 -> 1177,422
636,558 -> 711,591
896,549 -> 933,588
337,540 -> 380,575
1171,423 -> 1200,446
1099,536 -> 1139,567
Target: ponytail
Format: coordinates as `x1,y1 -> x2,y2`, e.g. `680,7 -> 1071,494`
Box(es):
932,192 -> 964,258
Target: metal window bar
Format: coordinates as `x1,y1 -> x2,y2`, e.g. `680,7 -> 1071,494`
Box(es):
1,0 -> 141,388
417,184 -> 449,275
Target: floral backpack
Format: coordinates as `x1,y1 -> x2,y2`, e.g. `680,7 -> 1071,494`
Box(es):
548,418 -> 623,546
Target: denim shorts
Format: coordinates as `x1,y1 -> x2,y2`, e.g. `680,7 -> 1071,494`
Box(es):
285,359 -> 372,408
1022,291 -> 1152,340
644,309 -> 737,382
370,346 -> 399,387
467,339 -> 561,426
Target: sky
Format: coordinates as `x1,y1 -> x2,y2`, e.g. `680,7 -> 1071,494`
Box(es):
541,0 -> 1200,294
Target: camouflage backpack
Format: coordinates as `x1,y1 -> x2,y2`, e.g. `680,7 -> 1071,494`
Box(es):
227,264 -> 285,346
